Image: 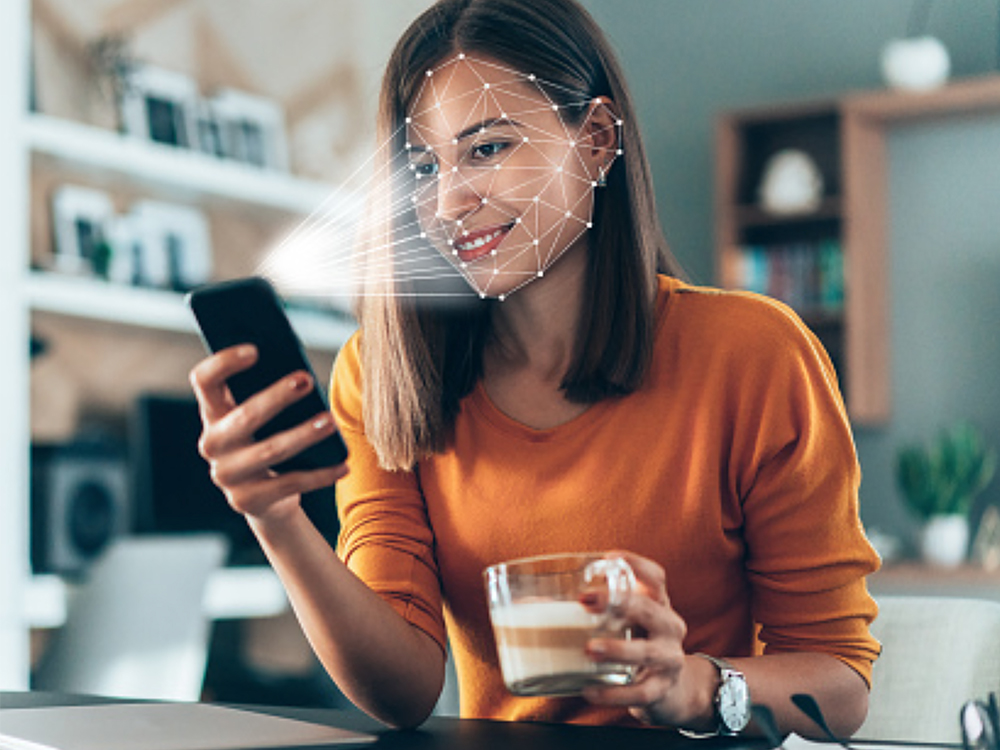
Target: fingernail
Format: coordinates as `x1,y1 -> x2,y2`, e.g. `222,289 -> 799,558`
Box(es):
290,374 -> 311,391
587,640 -> 606,656
237,344 -> 256,359
312,413 -> 332,430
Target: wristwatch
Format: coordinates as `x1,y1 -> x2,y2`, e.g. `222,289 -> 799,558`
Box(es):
699,653 -> 751,735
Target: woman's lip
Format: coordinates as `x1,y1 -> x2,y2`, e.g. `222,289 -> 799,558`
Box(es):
454,223 -> 514,263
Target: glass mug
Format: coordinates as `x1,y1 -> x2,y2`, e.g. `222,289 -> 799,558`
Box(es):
484,552 -> 636,697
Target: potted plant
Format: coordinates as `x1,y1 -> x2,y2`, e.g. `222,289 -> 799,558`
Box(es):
895,421 -> 997,567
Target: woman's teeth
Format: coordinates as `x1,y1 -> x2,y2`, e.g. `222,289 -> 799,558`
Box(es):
456,227 -> 504,251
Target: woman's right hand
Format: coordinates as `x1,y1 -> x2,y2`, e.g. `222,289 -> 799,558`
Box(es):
189,344 -> 349,523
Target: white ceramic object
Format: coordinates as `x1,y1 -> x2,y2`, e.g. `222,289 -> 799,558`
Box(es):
880,36 -> 951,91
920,514 -> 969,568
758,149 -> 824,215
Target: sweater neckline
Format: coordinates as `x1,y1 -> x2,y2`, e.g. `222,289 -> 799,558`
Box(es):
467,275 -> 679,442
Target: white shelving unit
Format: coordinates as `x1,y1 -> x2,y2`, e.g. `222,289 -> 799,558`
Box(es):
27,114 -> 334,214
26,272 -> 356,353
0,1 -> 357,688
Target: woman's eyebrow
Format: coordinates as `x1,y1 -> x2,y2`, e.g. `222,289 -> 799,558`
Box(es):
406,117 -> 523,153
453,117 -> 523,143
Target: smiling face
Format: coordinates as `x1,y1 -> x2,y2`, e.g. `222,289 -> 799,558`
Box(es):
404,54 -> 618,300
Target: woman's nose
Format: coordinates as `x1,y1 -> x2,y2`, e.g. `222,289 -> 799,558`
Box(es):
434,166 -> 483,224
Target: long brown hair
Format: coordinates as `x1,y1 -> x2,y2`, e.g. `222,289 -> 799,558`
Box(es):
357,0 -> 683,471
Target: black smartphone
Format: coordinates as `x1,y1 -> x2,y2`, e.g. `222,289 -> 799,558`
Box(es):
186,276 -> 348,472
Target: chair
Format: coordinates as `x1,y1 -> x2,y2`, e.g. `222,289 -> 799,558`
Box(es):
858,594 -> 1000,743
33,533 -> 228,701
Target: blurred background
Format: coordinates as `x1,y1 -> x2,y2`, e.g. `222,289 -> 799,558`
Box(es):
1,0 -> 998,708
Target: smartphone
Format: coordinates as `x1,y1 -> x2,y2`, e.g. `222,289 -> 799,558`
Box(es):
186,276 -> 348,472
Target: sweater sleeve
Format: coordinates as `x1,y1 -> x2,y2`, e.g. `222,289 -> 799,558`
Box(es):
730,297 -> 881,686
328,333 -> 447,654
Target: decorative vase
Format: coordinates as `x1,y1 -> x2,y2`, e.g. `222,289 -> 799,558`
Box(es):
880,36 -> 950,91
920,514 -> 969,567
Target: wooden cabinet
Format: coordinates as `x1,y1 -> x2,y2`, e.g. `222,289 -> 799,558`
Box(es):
715,74 -> 1000,425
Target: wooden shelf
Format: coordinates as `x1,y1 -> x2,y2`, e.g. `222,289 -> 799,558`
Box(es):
26,271 -> 356,353
869,562 -> 1000,602
715,74 -> 1000,424
734,197 -> 842,229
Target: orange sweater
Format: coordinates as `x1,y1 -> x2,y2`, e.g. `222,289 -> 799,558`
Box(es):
329,275 -> 880,726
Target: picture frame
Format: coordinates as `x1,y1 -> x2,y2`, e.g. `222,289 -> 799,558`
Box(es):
120,64 -> 200,149
209,87 -> 289,171
50,185 -> 116,277
129,200 -> 212,292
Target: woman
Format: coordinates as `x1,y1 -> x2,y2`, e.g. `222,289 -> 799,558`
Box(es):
190,0 -> 880,736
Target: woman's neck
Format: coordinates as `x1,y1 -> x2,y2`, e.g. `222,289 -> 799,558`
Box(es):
486,244 -> 587,385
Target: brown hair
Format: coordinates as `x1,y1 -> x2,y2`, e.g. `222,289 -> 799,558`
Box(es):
357,0 -> 684,471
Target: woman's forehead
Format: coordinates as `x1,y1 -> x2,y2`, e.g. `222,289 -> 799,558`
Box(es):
406,54 -> 562,145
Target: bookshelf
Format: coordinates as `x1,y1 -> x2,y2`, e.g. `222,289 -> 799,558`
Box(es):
715,74 -> 1000,425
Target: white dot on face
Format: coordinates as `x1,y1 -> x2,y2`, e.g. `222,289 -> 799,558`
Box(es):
498,294 -> 506,301
533,239 -> 539,245
452,138 -> 458,144
420,231 -> 427,238
616,120 -> 623,126
411,196 -> 417,203
458,52 -> 465,59
565,211 -> 572,217
493,269 -> 498,275
405,117 -> 412,124
617,149 -> 623,155
426,70 -> 433,77
528,74 -> 536,81
533,196 -> 539,203
591,181 -> 598,187
556,166 -> 563,173
461,262 -> 468,268
452,166 -> 458,172
495,164 -> 501,170
484,83 -> 490,89
523,136 -> 529,143
491,249 -> 498,256
452,249 -> 459,256
515,217 -> 522,223
537,271 -> 544,278
482,198 -> 488,204
552,104 -> 559,111
586,222 -> 593,228
457,219 -> 463,226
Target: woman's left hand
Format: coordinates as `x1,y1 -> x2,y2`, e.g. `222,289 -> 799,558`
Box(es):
581,551 -> 717,729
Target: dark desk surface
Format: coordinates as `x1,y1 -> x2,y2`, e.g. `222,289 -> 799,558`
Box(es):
1,691 -> 768,750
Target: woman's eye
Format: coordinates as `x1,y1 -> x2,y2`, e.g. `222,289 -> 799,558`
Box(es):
413,162 -> 439,178
471,141 -> 508,160
408,154 -> 439,179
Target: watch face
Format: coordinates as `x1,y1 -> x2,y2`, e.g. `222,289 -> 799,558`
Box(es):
719,673 -> 751,732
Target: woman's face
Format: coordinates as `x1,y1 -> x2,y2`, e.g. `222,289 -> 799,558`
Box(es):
405,54 -> 614,300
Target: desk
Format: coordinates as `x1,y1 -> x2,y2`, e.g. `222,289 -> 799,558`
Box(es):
0,691 -> 764,750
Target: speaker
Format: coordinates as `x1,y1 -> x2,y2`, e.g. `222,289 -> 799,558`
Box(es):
31,442 -> 130,575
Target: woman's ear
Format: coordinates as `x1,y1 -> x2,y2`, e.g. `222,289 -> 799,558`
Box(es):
583,96 -> 621,181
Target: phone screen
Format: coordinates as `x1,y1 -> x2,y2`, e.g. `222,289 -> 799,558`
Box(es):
186,277 -> 348,472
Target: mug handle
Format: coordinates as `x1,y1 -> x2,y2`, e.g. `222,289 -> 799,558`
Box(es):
583,556 -> 636,622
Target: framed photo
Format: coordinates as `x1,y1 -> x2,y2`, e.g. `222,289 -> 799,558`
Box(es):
210,88 -> 289,171
51,185 -> 116,277
120,64 -> 200,149
130,200 -> 212,292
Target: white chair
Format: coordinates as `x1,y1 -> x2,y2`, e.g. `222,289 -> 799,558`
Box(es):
33,534 -> 228,701
858,594 -> 1000,743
